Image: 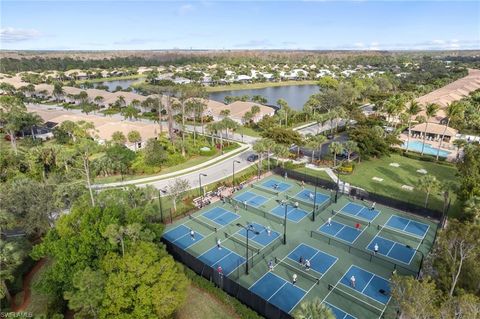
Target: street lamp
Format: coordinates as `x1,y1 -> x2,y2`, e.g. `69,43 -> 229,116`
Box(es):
236,223 -> 260,275
158,187 -> 168,223
282,197 -> 290,245
312,177 -> 318,222
232,160 -> 241,187
199,173 -> 207,198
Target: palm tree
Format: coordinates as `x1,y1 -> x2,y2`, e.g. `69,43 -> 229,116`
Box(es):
420,103 -> 439,155
418,174 -> 440,208
127,130 -> 141,151
314,113 -> 329,135
53,82 -> 64,101
305,135 -> 326,162
436,102 -> 464,160
121,105 -> 139,121
405,100 -> 421,153
343,140 -> 359,161
253,139 -> 269,178
116,95 -> 126,108
277,99 -> 290,126
293,298 -> 335,319
273,144 -> 290,167
452,139 -> 467,161
329,141 -> 344,167
94,95 -> 104,106
23,112 -> 43,139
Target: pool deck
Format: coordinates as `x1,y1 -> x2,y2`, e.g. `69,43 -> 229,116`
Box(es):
399,134 -> 458,161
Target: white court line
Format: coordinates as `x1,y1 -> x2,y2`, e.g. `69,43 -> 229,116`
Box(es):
365,235 -> 417,265
298,242 -> 339,264
267,282 -> 288,301
288,276 -> 318,313
361,274 -> 376,294
325,302 -> 358,319
357,207 -> 380,223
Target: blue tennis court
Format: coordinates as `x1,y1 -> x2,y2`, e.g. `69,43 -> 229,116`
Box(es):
262,179 -> 292,192
340,202 -> 379,222
234,191 -> 269,207
340,265 -> 391,305
295,189 -> 330,205
325,303 -> 357,319
366,235 -> 416,264
198,245 -> 245,276
202,207 -> 240,226
250,272 -> 306,314
271,205 -> 309,222
237,222 -> 280,246
318,220 -> 363,244
163,225 -> 205,249
287,243 -> 338,275
385,215 -> 429,239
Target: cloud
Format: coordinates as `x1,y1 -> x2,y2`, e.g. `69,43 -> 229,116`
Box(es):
0,27 -> 41,42
178,4 -> 194,15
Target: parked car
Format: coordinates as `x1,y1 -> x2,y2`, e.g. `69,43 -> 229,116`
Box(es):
247,154 -> 259,162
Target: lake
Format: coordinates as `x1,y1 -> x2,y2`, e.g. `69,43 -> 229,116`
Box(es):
208,84 -> 320,110
93,78 -> 144,92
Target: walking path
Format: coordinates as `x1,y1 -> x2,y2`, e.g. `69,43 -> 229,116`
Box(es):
11,258 -> 47,312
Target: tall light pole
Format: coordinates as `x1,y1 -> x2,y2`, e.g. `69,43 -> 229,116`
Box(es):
158,187 -> 168,223
232,160 -> 241,186
236,223 -> 260,275
313,177 -> 318,222
199,173 -> 207,198
282,198 -> 289,245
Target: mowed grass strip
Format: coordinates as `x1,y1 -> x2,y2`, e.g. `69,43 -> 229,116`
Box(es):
340,154 -> 460,215
175,284 -> 240,319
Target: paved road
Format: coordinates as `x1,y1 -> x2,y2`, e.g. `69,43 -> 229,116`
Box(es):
138,149 -> 258,193
296,119 -> 348,136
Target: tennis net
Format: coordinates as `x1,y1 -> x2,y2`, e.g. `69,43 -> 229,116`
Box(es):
274,257 -> 320,285
251,184 -> 279,196
223,232 -> 260,254
332,209 -> 371,228
230,198 -> 284,224
330,284 -> 384,316
188,214 -> 217,232
380,225 -> 424,245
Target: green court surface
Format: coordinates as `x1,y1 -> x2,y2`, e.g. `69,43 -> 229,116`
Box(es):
162,174 -> 438,319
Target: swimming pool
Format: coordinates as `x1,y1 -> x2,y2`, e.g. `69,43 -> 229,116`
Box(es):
402,140 -> 451,157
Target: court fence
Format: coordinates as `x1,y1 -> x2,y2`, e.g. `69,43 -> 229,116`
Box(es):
274,167 -> 444,220
162,238 -> 292,319
310,230 -> 418,277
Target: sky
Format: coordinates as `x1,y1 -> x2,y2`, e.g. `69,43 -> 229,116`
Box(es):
1,1 -> 479,51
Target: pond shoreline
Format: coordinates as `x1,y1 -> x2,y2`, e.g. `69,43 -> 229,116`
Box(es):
205,80 -> 318,92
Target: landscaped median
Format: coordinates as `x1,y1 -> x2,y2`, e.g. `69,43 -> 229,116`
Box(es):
93,142 -> 251,188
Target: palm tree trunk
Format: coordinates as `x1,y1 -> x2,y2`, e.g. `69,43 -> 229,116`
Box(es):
424,192 -> 430,208
436,120 -> 450,161
311,150 -> 315,163
83,155 -> 95,207
193,108 -> 197,145
181,103 -> 186,157
406,120 -> 412,153
2,280 -> 12,304
421,122 -> 429,155
334,152 -> 337,166
9,131 -> 17,155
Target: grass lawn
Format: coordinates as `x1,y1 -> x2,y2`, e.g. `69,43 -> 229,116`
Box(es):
300,154 -> 461,217
205,80 -> 318,92
175,284 -> 239,319
237,126 -> 262,138
341,154 -> 461,216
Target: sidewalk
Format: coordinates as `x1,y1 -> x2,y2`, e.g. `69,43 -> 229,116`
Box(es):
94,143 -> 251,188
